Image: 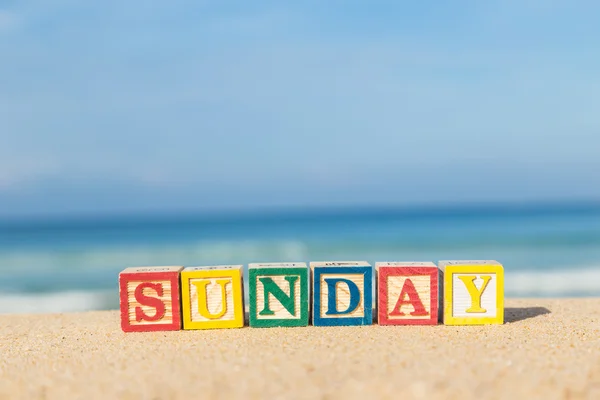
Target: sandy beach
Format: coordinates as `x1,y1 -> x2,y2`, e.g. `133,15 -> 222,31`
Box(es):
1,298 -> 599,400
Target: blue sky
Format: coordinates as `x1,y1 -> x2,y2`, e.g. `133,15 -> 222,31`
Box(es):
1,1 -> 599,218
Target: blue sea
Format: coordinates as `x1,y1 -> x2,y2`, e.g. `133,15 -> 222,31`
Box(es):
1,203 -> 599,314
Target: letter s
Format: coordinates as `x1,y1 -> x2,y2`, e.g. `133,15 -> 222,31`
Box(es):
134,282 -> 166,322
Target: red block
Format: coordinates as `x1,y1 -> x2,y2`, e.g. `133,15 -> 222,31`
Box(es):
119,266 -> 184,332
376,262 -> 439,325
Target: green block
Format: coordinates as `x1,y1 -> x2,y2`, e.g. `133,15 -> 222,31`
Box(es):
248,263 -> 309,328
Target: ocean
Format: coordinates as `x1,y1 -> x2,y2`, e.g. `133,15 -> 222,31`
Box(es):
1,203 -> 599,314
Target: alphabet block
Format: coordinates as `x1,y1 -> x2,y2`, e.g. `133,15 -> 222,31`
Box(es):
439,260 -> 504,325
248,263 -> 309,328
180,265 -> 244,330
119,266 -> 184,332
310,261 -> 373,326
376,262 -> 439,325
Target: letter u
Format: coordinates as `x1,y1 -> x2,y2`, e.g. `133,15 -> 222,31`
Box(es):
192,279 -> 230,319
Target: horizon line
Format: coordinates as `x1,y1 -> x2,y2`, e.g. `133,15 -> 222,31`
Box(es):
1,198 -> 599,229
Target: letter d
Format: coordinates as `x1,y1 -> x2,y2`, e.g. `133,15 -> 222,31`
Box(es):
324,278 -> 360,315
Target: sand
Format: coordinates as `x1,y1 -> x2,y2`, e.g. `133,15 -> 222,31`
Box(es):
1,298 -> 599,400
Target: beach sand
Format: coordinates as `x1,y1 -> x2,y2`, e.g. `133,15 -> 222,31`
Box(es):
1,298 -> 599,400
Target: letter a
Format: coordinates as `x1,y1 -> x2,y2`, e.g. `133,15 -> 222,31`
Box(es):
324,278 -> 360,315
389,278 -> 428,316
458,275 -> 492,313
134,282 -> 166,322
192,279 -> 230,319
258,276 -> 298,316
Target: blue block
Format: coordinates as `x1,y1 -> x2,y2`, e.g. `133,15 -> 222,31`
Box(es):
311,262 -> 373,326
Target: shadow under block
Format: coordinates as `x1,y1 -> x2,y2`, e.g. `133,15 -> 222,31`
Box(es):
119,266 -> 184,332
180,265 -> 244,330
440,260 -> 504,325
311,261 -> 373,326
376,262 -> 439,325
248,263 -> 309,327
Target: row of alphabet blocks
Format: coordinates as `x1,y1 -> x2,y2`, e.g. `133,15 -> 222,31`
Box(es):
119,260 -> 504,332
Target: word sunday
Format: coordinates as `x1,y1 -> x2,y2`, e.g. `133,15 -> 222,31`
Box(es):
119,260 -> 504,332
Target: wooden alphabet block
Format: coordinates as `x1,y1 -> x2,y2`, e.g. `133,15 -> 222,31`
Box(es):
439,260 -> 504,325
376,262 -> 439,325
180,265 -> 244,330
311,261 -> 373,326
119,266 -> 184,332
248,263 -> 309,328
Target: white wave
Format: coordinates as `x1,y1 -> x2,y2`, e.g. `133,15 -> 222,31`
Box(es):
506,266 -> 600,296
0,240 -> 309,272
0,290 -> 117,314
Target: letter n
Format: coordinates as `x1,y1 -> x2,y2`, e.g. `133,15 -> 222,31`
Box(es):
259,276 -> 298,316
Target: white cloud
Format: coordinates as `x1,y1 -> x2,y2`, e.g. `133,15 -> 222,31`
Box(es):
0,10 -> 18,32
0,158 -> 60,190
203,8 -> 297,36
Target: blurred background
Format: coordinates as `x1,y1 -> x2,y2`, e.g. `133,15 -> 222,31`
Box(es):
1,1 -> 599,313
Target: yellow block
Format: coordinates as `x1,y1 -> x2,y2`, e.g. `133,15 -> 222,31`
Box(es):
180,265 -> 244,330
440,260 -> 504,325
